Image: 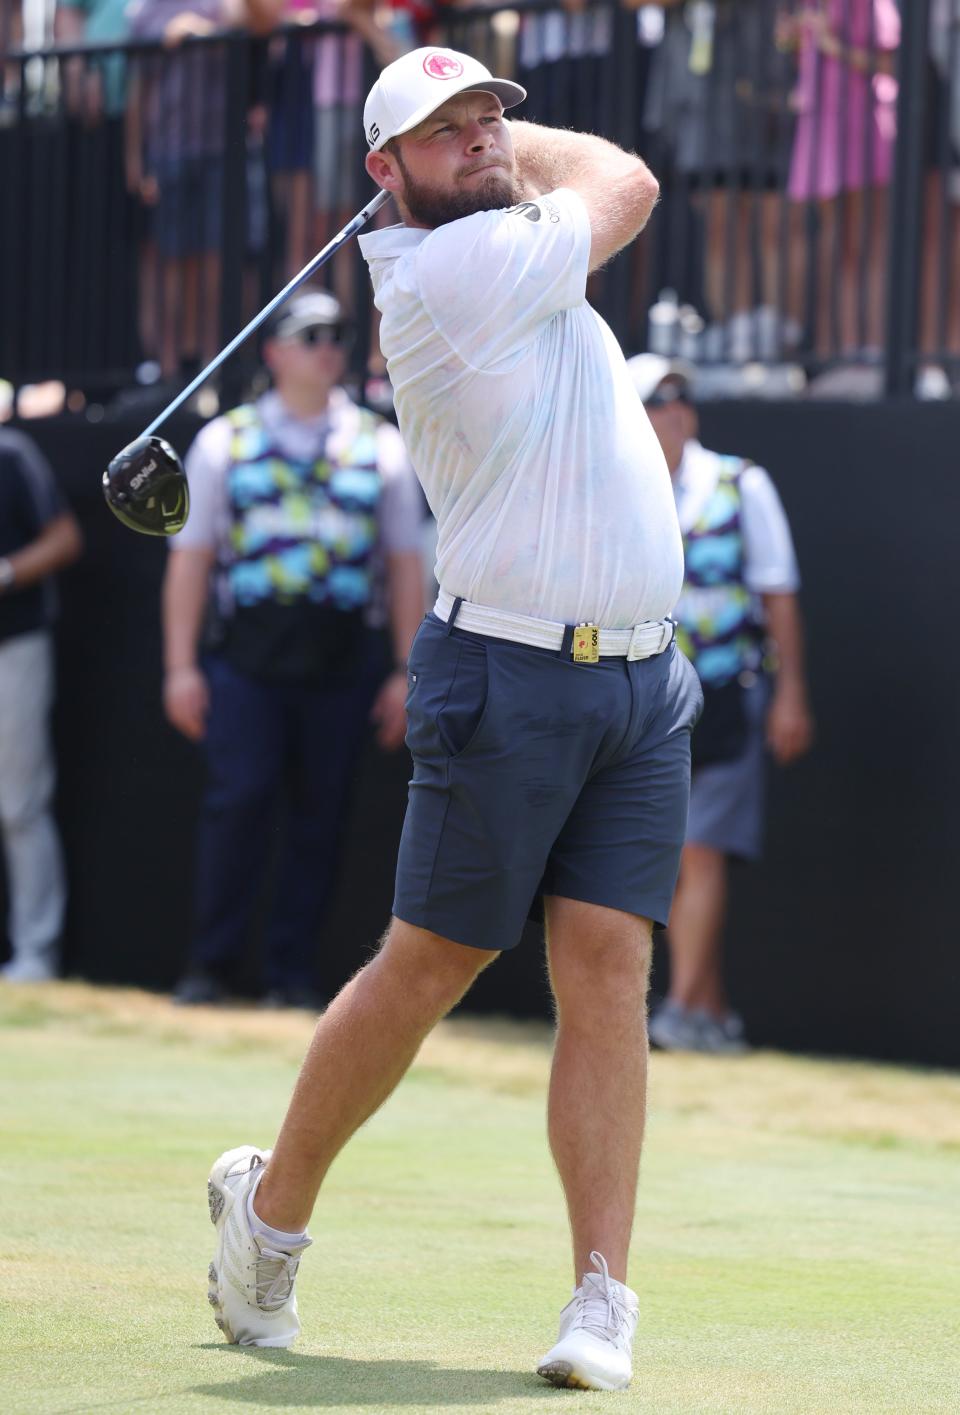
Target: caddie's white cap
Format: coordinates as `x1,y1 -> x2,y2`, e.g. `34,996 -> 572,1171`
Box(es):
266,290 -> 344,341
626,353 -> 696,404
364,47 -> 526,152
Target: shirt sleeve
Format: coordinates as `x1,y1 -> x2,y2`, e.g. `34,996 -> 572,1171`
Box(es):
414,187 -> 592,369
376,422 -> 425,555
5,431 -> 65,530
739,465 -> 801,595
169,417 -> 232,552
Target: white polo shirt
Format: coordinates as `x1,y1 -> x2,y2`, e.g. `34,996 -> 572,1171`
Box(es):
359,188 -> 683,629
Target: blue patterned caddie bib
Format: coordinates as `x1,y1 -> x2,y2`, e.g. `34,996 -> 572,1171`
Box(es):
221,403 -> 383,613
674,457 -> 765,688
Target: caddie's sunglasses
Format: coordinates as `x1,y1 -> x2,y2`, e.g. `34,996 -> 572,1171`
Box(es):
644,381 -> 690,410
292,323 -> 353,348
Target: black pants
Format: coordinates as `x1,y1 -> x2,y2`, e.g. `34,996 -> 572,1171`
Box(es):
193,648 -> 383,990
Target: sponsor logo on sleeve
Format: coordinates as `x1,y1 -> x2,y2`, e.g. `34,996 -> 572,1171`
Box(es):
505,198 -> 561,224
423,53 -> 464,80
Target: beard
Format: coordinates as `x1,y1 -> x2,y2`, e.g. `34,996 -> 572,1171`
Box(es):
395,153 -> 524,229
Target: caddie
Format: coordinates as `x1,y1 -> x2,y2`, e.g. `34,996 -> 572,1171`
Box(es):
203,46 -> 701,1393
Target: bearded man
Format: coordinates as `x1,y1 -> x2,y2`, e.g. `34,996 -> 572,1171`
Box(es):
202,47 -> 699,1393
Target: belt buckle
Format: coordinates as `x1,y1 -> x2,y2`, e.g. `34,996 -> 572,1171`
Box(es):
572,623 -> 600,664
627,620 -> 673,661
627,624 -> 647,662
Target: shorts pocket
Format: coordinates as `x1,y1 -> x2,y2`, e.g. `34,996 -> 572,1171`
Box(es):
405,631 -> 490,761
437,639 -> 490,757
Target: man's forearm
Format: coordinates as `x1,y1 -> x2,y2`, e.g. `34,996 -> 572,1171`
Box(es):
163,550 -> 214,672
763,592 -> 808,697
386,551 -> 425,668
508,120 -> 649,201
5,514 -> 82,589
507,119 -> 659,267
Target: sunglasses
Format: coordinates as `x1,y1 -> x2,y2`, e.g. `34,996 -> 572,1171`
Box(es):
644,383 -> 690,410
287,323 -> 352,348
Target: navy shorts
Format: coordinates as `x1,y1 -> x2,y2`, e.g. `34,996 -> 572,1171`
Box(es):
393,614 -> 703,951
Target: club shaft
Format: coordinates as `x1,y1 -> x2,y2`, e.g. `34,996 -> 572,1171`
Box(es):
141,188 -> 392,440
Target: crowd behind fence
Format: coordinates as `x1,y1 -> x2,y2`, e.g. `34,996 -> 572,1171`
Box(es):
1,0 -> 958,408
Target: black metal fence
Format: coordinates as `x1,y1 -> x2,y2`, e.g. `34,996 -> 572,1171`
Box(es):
1,0 -> 957,403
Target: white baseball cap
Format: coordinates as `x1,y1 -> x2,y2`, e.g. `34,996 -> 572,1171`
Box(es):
626,353 -> 695,404
266,290 -> 345,341
364,47 -> 526,152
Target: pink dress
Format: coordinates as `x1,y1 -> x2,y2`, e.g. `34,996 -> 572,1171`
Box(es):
788,0 -> 900,200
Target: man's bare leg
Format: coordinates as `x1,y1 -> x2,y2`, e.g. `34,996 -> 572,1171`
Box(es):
255,920 -> 498,1233
667,842 -> 729,1017
545,896 -> 653,1287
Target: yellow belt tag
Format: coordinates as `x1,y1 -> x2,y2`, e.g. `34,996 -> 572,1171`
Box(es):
573,624 -> 600,664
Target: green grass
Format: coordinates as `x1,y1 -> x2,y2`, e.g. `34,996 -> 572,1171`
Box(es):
1,985 -> 959,1415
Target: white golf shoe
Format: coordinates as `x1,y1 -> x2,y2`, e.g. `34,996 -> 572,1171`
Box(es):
206,1145 -> 311,1347
537,1251 -> 639,1391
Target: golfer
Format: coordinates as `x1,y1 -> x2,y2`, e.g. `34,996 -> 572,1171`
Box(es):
205,47 -> 700,1393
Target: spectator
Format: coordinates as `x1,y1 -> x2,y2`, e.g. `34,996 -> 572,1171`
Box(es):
390,0 -> 456,49
309,1 -> 397,304
1,2 -> 23,59
781,0 -> 901,356
0,429 -> 83,984
125,0 -> 283,378
55,0 -> 130,119
641,0 -> 797,356
162,290 -> 424,1008
265,1 -> 397,281
55,1 -> 140,399
628,355 -> 813,1053
265,2 -> 319,277
1,0 -> 24,112
518,0 -> 614,132
920,0 -> 960,372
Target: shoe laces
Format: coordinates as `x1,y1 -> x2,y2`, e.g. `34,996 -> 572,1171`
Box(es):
570,1252 -> 632,1345
239,1152 -> 309,1310
254,1243 -> 307,1310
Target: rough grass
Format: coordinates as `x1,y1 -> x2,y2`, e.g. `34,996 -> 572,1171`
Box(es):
1,983 -> 958,1415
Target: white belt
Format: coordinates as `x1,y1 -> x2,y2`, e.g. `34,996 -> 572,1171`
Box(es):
434,590 -> 675,662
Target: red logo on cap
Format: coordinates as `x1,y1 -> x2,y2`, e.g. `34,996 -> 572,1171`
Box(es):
423,52 -> 464,80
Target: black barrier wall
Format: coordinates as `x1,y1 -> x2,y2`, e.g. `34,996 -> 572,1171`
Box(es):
5,401 -> 959,1068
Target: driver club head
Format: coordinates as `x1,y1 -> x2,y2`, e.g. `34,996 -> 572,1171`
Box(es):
102,435 -> 190,536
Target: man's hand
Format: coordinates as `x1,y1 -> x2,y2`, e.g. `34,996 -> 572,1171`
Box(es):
766,686 -> 814,766
163,12 -> 217,47
370,669 -> 408,751
164,666 -> 210,741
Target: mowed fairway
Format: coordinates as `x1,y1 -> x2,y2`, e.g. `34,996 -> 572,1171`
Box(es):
1,985 -> 958,1415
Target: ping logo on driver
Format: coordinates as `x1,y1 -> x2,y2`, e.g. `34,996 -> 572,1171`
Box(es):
129,459 -> 158,492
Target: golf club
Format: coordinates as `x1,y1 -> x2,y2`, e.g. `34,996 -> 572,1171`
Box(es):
102,187 -> 392,536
